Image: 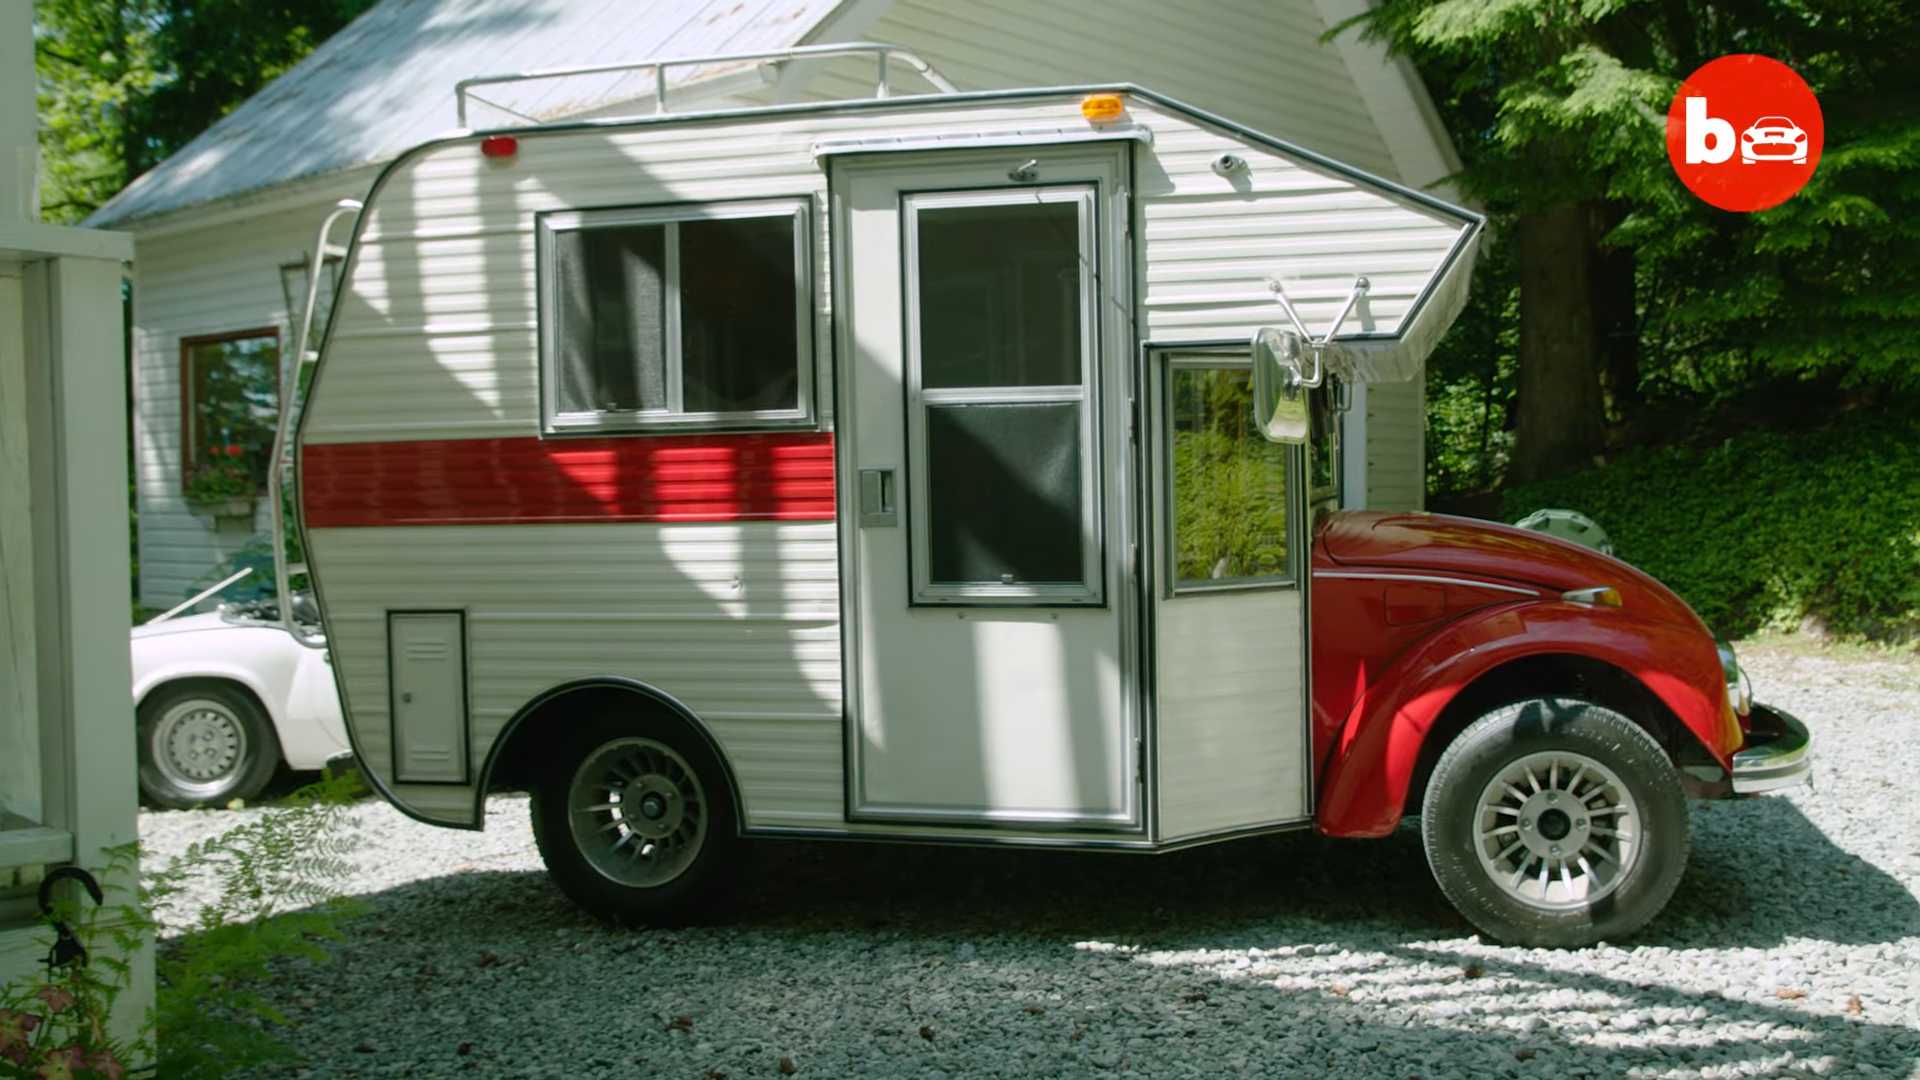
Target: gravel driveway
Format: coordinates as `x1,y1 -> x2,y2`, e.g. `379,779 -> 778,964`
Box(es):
140,644 -> 1920,1079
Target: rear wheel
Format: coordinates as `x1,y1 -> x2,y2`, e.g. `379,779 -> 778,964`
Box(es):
137,681 -> 281,809
1421,698 -> 1689,947
530,711 -> 738,924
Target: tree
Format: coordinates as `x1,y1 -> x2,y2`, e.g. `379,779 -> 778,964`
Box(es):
1354,0 -> 1920,490
34,0 -> 379,224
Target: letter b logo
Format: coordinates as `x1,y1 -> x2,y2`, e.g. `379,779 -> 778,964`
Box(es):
1683,97 -> 1734,164
1667,55 -> 1822,212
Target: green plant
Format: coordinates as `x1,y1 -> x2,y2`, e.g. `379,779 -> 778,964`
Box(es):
143,774 -> 362,1077
1502,414 -> 1920,643
182,446 -> 256,508
0,855 -> 142,1079
0,774 -> 362,1079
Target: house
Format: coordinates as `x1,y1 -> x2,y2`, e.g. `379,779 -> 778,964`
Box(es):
86,0 -> 1463,610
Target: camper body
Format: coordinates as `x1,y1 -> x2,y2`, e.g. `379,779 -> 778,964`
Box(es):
290,79 -> 1808,946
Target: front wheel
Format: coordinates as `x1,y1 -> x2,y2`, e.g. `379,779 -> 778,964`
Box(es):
1421,698 -> 1689,947
530,712 -> 738,924
137,681 -> 282,809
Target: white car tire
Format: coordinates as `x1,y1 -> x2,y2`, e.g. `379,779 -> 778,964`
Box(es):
137,681 -> 282,809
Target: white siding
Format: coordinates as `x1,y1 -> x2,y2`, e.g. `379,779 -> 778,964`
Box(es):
129,200 -> 347,608
306,95 -> 1466,443
863,0 -> 1397,177
309,522 -> 843,829
1156,589 -> 1307,840
1364,378 -> 1425,511
301,91 -> 1470,829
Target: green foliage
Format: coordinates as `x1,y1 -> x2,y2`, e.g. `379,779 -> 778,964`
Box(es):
0,850 -> 143,1080
34,0 -> 380,223
1169,368 -> 1290,582
0,776 -> 361,1079
1349,0 -> 1920,494
181,456 -> 254,507
143,773 -> 363,1077
1502,414 -> 1920,642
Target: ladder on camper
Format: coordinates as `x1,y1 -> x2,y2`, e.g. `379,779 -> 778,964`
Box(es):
267,197 -> 362,646
454,41 -> 958,127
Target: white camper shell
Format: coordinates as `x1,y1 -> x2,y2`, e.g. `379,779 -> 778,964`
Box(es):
288,59 -> 1480,920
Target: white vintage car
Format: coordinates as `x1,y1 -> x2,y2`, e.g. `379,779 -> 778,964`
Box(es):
129,592 -> 349,808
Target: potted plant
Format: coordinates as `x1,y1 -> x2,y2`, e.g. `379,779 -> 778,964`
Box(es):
184,444 -> 257,521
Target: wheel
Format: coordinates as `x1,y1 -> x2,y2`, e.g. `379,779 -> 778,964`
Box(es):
530,711 -> 738,924
137,681 -> 282,809
1420,698 -> 1689,947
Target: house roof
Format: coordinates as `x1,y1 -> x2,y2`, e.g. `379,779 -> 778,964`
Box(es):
87,0 -> 846,228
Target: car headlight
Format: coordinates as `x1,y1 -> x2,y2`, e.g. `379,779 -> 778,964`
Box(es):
1717,639 -> 1752,716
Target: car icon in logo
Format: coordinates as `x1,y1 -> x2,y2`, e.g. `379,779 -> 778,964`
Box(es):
1740,116 -> 1808,164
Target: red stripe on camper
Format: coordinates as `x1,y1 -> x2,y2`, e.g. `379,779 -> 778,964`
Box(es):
301,432 -> 836,527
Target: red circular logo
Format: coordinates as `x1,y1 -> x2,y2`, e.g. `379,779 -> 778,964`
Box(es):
1666,54 -> 1822,212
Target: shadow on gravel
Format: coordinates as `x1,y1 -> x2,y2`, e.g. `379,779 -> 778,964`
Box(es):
221,795 -> 1916,1077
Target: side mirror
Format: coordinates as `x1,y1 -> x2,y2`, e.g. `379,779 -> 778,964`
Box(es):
1250,327 -> 1312,444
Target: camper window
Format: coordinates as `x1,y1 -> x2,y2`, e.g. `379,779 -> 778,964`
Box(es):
1165,358 -> 1295,593
179,328 -> 281,494
537,198 -> 812,433
904,186 -> 1103,605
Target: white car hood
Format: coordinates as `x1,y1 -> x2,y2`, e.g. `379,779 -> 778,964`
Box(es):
130,611 -> 239,640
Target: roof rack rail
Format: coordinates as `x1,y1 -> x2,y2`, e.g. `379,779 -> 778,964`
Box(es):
454,41 -> 959,128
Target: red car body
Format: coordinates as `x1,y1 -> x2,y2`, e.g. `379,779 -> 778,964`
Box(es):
1308,511 -> 1746,837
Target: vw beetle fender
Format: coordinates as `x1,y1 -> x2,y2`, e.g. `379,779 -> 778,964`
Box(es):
1315,600 -> 1737,838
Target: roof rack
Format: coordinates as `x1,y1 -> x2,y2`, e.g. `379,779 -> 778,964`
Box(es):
454,41 -> 959,128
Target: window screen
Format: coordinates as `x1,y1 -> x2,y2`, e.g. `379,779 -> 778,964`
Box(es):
927,402 -> 1083,585
907,187 -> 1101,605
540,200 -> 811,431
552,224 -> 667,414
1167,363 -> 1293,591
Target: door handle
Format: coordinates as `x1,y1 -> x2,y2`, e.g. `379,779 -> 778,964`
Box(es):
859,467 -> 897,527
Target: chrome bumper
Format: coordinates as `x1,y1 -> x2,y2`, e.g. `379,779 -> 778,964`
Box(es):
1730,704 -> 1811,795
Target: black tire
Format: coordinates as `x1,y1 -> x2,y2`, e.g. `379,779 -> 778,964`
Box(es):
137,680 -> 282,809
1421,698 -> 1689,948
530,709 -> 739,925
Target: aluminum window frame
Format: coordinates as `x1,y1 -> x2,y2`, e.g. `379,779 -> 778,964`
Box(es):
536,197 -> 815,435
1161,352 -> 1302,597
902,184 -> 1105,606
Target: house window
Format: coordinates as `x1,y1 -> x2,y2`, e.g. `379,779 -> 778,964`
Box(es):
180,329 -> 281,495
1165,359 -> 1296,593
537,199 -> 813,433
904,186 -> 1103,606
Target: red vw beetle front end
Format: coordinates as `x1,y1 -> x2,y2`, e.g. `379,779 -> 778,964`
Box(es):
1308,511 -> 1810,946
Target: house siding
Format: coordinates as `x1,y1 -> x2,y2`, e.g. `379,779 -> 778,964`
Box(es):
130,199 -> 350,609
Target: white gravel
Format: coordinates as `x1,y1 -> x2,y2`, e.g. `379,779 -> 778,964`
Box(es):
140,644 -> 1920,1078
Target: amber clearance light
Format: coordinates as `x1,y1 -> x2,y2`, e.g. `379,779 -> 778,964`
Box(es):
1080,93 -> 1126,123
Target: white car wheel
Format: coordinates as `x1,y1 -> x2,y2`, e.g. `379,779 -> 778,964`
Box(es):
137,681 -> 281,808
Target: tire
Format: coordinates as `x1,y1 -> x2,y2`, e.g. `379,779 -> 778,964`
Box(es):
1420,698 -> 1689,948
137,680 -> 282,809
530,709 -> 739,925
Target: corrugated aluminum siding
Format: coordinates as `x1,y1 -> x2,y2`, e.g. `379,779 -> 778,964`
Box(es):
302,91 -> 1471,828
308,522 -> 844,827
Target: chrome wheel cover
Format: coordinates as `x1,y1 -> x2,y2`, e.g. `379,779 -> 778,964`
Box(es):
1473,750 -> 1642,911
152,699 -> 248,797
567,737 -> 707,889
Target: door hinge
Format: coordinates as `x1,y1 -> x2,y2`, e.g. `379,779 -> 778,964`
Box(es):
1135,738 -> 1146,783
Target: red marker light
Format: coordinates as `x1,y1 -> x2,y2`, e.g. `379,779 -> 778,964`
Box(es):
480,136 -> 518,159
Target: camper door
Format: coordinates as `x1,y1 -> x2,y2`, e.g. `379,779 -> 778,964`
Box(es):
832,145 -> 1140,829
